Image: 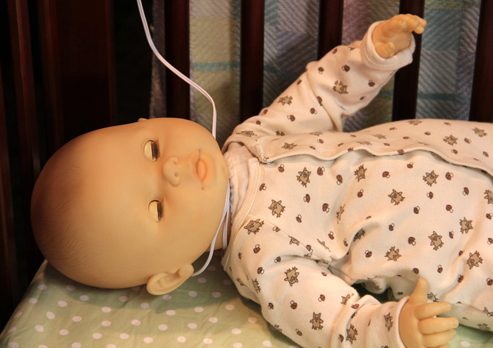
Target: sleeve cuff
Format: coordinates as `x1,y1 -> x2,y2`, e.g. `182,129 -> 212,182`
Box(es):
360,21 -> 416,71
391,296 -> 411,348
348,295 -> 410,348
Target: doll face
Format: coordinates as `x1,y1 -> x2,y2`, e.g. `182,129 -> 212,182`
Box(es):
67,118 -> 229,288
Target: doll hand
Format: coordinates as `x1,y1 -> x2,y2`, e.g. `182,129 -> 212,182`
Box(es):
372,14 -> 427,58
399,278 -> 459,348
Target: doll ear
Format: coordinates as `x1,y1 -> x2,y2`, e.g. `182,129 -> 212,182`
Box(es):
146,264 -> 194,295
138,118 -> 148,122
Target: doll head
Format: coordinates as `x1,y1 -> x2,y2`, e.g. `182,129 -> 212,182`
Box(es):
31,118 -> 229,295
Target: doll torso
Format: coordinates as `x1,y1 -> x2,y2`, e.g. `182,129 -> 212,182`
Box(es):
222,120 -> 493,347
224,140 -> 492,298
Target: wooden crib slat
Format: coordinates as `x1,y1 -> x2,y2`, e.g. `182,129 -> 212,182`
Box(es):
50,1 -> 116,142
0,63 -> 19,329
164,0 -> 190,119
470,0 -> 493,122
8,0 -> 40,176
392,0 -> 425,121
7,0 -> 43,281
317,0 -> 344,58
240,0 -> 265,122
37,0 -> 65,153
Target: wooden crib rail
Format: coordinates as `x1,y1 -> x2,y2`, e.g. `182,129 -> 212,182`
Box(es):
392,0 -> 425,122
1,61 -> 18,330
2,0 -> 41,328
164,0 -> 190,119
1,0 -> 492,329
470,0 -> 493,122
1,0 -> 116,328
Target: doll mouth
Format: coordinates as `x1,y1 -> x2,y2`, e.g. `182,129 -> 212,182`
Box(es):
196,152 -> 213,187
196,158 -> 207,182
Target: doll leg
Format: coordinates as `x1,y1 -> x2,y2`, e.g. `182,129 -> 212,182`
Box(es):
436,165 -> 493,332
442,260 -> 493,331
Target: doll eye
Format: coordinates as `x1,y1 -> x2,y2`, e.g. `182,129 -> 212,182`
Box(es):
148,200 -> 163,222
144,140 -> 159,161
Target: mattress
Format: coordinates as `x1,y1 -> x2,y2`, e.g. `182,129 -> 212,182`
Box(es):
1,254 -> 493,347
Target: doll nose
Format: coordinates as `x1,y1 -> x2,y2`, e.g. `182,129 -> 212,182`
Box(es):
162,157 -> 180,186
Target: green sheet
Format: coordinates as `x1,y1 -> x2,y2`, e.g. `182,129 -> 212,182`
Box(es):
1,254 -> 492,347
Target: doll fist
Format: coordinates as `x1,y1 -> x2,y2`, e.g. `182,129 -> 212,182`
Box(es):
373,14 -> 427,58
399,278 -> 458,348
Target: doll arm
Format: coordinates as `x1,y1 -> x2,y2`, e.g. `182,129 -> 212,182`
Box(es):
240,255 -> 412,348
224,17 -> 418,151
373,14 -> 427,59
399,278 -> 459,348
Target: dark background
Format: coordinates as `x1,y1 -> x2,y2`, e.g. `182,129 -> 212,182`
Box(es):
0,0 -> 154,328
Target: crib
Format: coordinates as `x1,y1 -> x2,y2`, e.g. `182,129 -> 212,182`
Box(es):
1,0 -> 493,346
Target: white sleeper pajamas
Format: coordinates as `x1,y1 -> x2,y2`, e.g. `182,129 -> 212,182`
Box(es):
221,22 -> 493,348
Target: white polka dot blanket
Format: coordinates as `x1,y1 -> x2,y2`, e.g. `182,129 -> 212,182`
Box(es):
1,255 -> 492,347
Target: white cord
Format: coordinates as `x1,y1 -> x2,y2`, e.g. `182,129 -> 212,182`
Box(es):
191,184 -> 230,277
136,0 -> 218,138
137,0 -> 228,276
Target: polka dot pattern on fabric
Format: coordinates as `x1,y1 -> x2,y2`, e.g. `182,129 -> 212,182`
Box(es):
5,255 -> 488,348
34,325 -> 44,332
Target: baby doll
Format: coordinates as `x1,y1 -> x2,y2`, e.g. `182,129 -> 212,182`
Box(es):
31,14 -> 493,348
